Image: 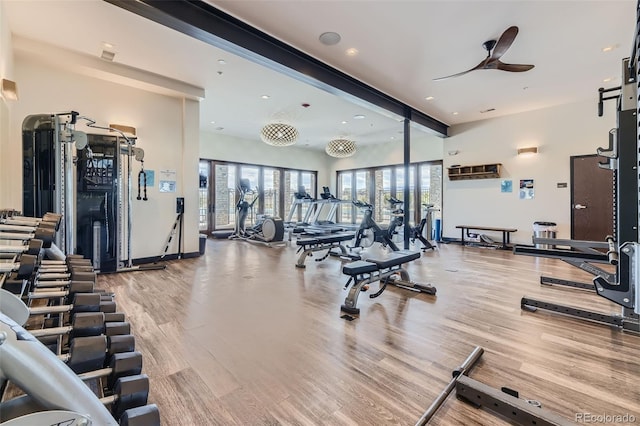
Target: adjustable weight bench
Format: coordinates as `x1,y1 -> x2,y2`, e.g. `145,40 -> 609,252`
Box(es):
341,250 -> 436,315
295,233 -> 357,268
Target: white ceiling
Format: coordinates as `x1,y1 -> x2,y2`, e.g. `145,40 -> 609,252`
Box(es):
4,0 -> 636,152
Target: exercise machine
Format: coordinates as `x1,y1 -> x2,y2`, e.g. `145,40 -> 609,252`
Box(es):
352,200 -> 400,251
387,198 -> 438,251
415,346 -> 579,425
341,250 -> 435,315
22,112 -> 164,273
514,56 -> 639,332
294,233 -> 357,268
230,178 -> 285,246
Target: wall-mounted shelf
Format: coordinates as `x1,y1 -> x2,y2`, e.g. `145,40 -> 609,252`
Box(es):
448,163 -> 501,180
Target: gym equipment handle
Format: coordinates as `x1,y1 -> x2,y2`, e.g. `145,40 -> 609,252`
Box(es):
415,346 -> 484,425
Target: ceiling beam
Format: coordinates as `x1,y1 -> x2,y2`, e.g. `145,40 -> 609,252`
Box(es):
104,0 -> 449,137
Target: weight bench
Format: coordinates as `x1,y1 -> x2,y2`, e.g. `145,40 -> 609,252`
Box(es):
456,225 -> 517,250
295,233 -> 357,268
341,250 -> 436,315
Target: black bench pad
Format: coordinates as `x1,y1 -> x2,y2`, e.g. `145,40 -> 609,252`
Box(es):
297,233 -> 354,246
343,260 -> 378,275
364,250 -> 420,269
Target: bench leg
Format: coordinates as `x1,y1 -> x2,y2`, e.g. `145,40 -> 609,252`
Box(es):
295,248 -> 312,268
461,228 -> 466,246
341,279 -> 367,314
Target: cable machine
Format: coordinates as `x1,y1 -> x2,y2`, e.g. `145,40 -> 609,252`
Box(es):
513,56 -> 639,332
22,112 -> 160,273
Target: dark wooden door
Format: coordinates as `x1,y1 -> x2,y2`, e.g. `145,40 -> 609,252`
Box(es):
571,155 -> 614,241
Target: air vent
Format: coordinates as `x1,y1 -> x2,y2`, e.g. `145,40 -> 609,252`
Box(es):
480,108 -> 496,114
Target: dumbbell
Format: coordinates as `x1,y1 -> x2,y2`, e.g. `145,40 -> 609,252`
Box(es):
28,279 -> 117,314
71,347 -> 150,421
38,255 -> 94,274
34,267 -> 97,283
0,238 -> 44,256
0,254 -> 38,296
27,283 -> 120,328
1,212 -> 62,229
0,223 -> 56,248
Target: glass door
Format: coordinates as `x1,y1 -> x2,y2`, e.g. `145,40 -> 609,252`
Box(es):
213,163 -> 237,230
374,168 -> 392,223
355,170 -> 369,222
240,166 -> 260,227
300,171 -> 316,223
338,172 -> 353,223
262,168 -> 280,218
198,160 -> 210,232
284,170 -> 299,222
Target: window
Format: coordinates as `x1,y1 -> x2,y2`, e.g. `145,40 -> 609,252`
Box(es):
337,161 -> 442,228
198,161 -> 209,231
200,159 -> 317,231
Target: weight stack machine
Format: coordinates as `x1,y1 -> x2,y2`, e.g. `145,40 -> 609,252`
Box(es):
75,134 -> 120,273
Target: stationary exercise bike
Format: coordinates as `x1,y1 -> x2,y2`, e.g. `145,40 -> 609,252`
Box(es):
230,178 -> 285,244
352,200 -> 399,251
387,199 -> 438,251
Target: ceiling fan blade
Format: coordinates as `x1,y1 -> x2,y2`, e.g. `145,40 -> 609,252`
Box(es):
491,26 -> 519,60
496,62 -> 534,72
433,61 -> 486,81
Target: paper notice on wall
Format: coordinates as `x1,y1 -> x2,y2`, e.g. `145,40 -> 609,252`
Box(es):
159,169 -> 176,193
519,179 -> 534,199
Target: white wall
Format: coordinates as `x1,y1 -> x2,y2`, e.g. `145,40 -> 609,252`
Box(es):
8,53 -> 200,257
200,132 -> 331,186
0,0 -> 15,208
443,99 -> 616,244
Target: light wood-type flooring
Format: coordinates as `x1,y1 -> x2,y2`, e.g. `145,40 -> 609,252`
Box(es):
99,239 -> 640,425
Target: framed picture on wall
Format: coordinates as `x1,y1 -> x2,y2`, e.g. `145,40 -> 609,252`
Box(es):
519,179 -> 534,199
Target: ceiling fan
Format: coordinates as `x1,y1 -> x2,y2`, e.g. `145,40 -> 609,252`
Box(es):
433,26 -> 534,81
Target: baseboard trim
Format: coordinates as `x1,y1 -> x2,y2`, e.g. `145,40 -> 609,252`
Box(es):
133,252 -> 200,265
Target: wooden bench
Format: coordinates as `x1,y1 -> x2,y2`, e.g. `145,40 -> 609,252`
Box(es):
456,225 -> 517,250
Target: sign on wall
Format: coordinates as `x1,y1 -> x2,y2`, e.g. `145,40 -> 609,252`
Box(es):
519,179 -> 534,199
159,169 -> 177,193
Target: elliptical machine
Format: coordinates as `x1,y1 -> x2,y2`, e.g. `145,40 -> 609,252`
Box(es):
352,200 -> 399,251
230,178 -> 285,245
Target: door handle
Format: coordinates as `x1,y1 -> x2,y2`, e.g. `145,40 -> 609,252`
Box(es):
574,204 -> 587,209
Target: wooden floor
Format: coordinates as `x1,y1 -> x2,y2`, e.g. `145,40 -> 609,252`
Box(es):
99,239 -> 640,425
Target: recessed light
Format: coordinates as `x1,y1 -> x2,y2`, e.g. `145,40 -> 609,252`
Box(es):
603,77 -> 612,83
103,42 -> 114,49
452,112 -> 459,115
390,136 -> 395,140
353,114 -> 365,119
425,96 -> 435,101
319,32 -> 341,46
210,121 -> 216,124
602,44 -> 618,53
346,48 -> 359,56
261,95 -> 270,99
217,59 -> 226,65
341,120 -> 348,124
